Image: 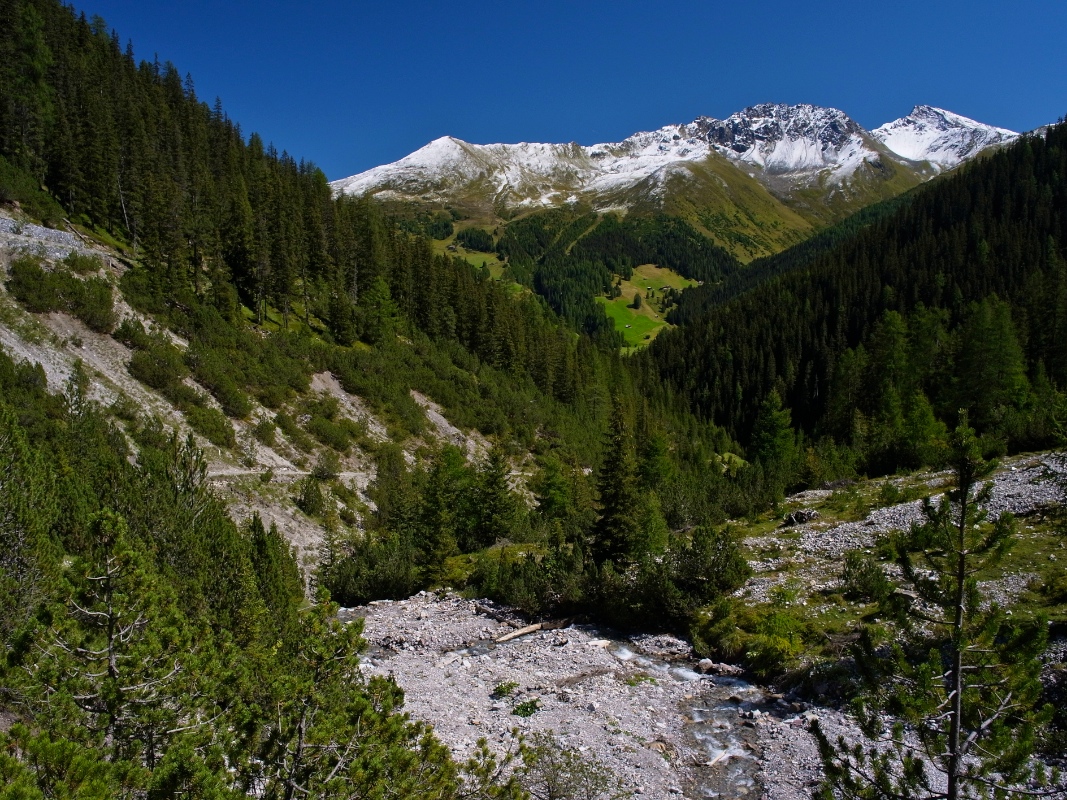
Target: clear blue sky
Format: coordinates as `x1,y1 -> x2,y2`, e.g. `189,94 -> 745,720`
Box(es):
74,0 -> 1066,181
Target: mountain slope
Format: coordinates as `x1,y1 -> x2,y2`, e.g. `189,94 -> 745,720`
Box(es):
643,121 -> 1067,463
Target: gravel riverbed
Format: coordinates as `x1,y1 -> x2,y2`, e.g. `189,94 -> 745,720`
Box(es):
346,591 -> 873,800
344,456 -> 1066,799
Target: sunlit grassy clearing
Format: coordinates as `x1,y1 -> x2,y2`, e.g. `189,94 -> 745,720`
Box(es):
597,263 -> 698,348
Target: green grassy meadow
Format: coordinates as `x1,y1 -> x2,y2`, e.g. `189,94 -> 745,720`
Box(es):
597,263 -> 697,348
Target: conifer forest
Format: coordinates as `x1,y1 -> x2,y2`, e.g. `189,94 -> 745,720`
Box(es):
1,0 -> 1065,797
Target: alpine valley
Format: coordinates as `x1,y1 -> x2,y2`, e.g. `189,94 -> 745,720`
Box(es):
1,1 -> 1066,798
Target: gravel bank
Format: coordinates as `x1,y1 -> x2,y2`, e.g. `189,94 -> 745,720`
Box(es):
739,454 -> 1066,606
347,593 -> 812,798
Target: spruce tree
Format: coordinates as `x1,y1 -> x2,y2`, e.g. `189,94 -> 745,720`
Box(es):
592,400 -> 642,565
471,445 -> 516,550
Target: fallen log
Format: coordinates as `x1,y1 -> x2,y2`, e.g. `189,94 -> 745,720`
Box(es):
493,619 -> 570,643
494,623 -> 543,643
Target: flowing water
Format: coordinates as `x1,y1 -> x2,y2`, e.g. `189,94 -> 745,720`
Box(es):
609,644 -> 767,797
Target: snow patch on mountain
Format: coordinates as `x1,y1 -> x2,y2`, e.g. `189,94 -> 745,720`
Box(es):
693,103 -> 878,176
872,105 -> 1018,170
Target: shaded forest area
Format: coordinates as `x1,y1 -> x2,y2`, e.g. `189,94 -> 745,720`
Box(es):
648,123 -> 1067,485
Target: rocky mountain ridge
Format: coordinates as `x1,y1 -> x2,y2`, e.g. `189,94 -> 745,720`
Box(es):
331,104 -> 1020,226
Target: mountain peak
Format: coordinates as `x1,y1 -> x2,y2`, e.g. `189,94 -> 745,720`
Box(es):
688,102 -> 870,175
872,107 -> 1017,169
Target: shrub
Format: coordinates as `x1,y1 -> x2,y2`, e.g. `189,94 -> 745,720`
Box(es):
492,681 -> 518,699
114,318 -> 153,350
311,450 -> 342,481
63,251 -> 102,275
184,405 -> 235,449
6,256 -> 116,333
319,532 -> 421,606
274,412 -> 316,452
841,550 -> 892,602
307,415 -> 352,452
165,381 -> 206,409
691,596 -> 807,680
186,345 -> 253,418
296,476 -> 326,517
1042,571 -> 1067,605
512,700 -> 539,718
519,731 -> 624,800
128,343 -> 188,392
71,277 -> 117,333
253,419 -> 277,447
7,256 -> 62,311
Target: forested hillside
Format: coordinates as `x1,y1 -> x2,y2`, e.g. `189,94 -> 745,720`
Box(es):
0,2 -> 763,792
648,121 -> 1067,483
3,0 -> 1066,792
495,208 -> 740,339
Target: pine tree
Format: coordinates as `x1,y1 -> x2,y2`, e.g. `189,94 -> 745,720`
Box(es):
23,511 -> 205,772
251,591 -> 463,800
815,419 -> 1060,799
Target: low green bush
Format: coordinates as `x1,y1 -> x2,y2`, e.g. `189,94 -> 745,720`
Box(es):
253,418 -> 277,446
274,412 -> 316,452
128,343 -> 188,391
841,549 -> 892,602
319,532 -> 421,606
63,251 -> 102,275
6,256 -> 116,333
184,405 -> 235,449
512,700 -> 539,717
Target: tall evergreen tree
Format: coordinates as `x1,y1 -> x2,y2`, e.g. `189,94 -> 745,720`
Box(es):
592,400 -> 642,565
470,445 -> 517,551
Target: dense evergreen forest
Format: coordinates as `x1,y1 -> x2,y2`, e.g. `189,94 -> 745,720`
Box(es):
647,122 -> 1067,483
495,208 -> 740,340
2,0 -> 1066,792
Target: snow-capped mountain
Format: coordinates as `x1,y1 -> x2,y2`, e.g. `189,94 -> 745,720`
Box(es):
331,104 -> 1020,259
871,105 -> 1018,171
686,103 -> 878,175
332,103 -> 906,208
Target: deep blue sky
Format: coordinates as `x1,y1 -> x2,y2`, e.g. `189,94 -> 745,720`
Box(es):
75,0 -> 1066,181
